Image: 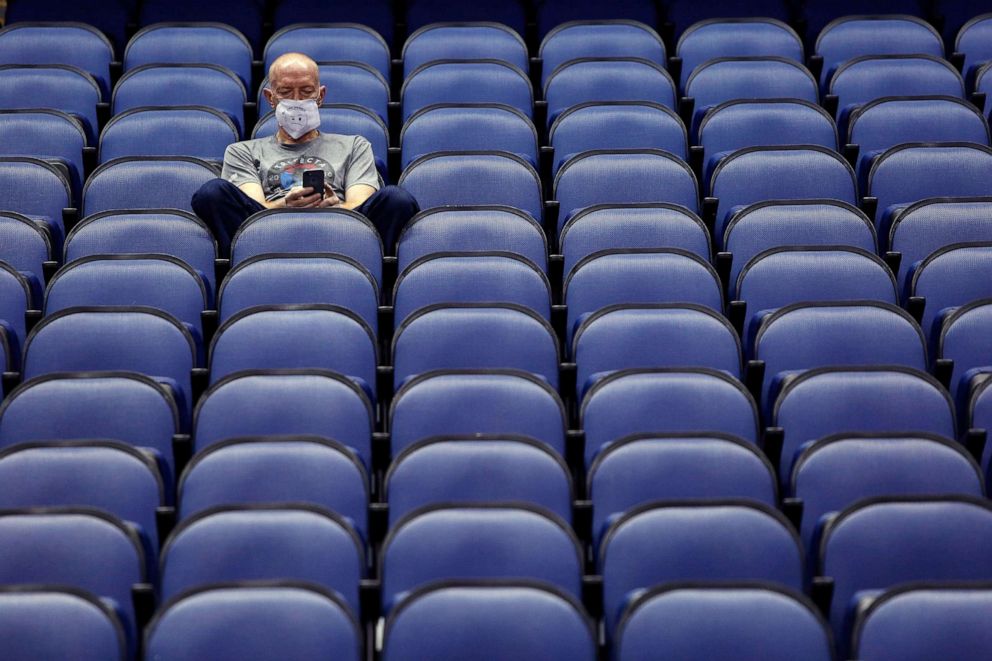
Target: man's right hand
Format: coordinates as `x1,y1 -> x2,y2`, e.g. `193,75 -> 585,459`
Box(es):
281,186 -> 323,208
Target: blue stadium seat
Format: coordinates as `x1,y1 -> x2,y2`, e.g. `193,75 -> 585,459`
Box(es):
909,242 -> 992,344
615,584 -> 833,661
405,0 -> 528,34
0,109 -> 88,196
676,18 -> 804,89
81,156 -> 218,217
0,586 -> 126,661
539,20 -> 666,88
0,211 -> 53,291
229,208 -> 382,286
789,433 -> 984,548
272,1 -> 393,45
4,0 -> 134,51
599,501 -> 803,634
393,253 -> 550,324
396,206 -> 548,274
392,304 -> 559,390
0,372 -> 181,480
401,104 -> 538,169
560,203 -> 709,278
399,152 -> 543,219
217,254 -> 379,330
381,505 -> 582,608
259,61 -> 390,123
98,106 -> 238,163
544,58 -> 677,126
389,369 -> 567,458
124,23 -> 254,88
939,299 -> 992,411
385,436 -> 572,525
159,505 -> 364,614
0,157 -> 72,252
853,583 -> 992,661
771,367 -> 956,477
401,60 -> 532,122
664,0 -> 793,39
145,583 -> 361,661
193,369 -> 373,465
955,13 -> 992,86
381,581 -> 595,661
549,102 -> 687,175
0,23 -> 114,98
722,200 -> 876,282
402,23 -> 528,77
137,1 -> 264,52
265,23 -> 391,81
588,434 -> 776,546
178,436 -> 368,538
537,0 -> 661,37
564,249 -> 722,348
581,368 -> 760,466
0,263 -> 32,365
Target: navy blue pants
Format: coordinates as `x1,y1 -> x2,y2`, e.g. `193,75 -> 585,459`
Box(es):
191,178 -> 420,256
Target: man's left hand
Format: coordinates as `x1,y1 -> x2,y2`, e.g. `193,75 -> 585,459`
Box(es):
315,183 -> 342,208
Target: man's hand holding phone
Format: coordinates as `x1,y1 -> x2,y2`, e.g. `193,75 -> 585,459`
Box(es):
283,170 -> 341,208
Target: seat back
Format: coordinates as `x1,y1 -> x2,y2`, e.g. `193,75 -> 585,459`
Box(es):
909,242 -> 992,344
0,263 -> 31,359
401,60 -> 532,121
940,299 -> 992,405
405,0 -> 528,34
403,23 -> 528,76
99,106 -> 238,163
664,0 -> 792,38
544,57 -> 677,125
258,61 -> 390,123
957,14 -> 992,83
537,0 -> 662,37
81,156 -> 219,217
0,64 -> 102,142
3,2 -> 130,51
0,156 -> 72,250
0,211 -> 52,284
830,56 -> 964,123
124,23 -> 254,88
265,23 -> 391,80
401,103 -> 538,169
677,18 -> 804,88
0,109 -> 87,194
539,20 -> 665,86
137,0 -> 264,50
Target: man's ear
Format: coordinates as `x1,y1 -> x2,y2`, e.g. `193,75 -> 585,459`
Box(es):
263,88 -> 276,110
318,85 -> 327,106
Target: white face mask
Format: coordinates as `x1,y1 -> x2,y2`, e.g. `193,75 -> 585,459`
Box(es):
275,99 -> 321,139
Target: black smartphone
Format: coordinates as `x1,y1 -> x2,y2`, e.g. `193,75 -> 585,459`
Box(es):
302,169 -> 325,198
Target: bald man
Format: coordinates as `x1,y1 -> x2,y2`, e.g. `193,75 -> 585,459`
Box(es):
192,52 -> 418,254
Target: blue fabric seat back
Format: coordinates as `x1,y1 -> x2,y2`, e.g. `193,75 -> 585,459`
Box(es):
599,501 -> 804,633
0,263 -> 31,362
389,370 -> 566,457
940,299 -> 992,410
549,102 -> 687,175
193,370 -> 373,465
0,373 -> 180,478
272,2 -> 393,44
802,0 -> 930,42
401,60 -> 532,122
393,253 -> 550,326
772,367 -> 956,477
956,14 -> 992,84
910,242 -> 992,344
791,434 -> 984,549
973,375 -> 992,459
830,56 -> 964,122
265,24 -> 391,80
381,505 -> 583,608
398,152 -> 543,219
405,0 -> 528,34
146,584 -> 361,661
381,582 -> 595,661
0,586 -> 126,661
264,62 -> 391,124
160,505 -> 364,614
137,0 -> 264,51
392,304 -> 559,390
99,107 -> 238,163
230,208 -> 383,286
615,584 -> 833,661
664,0 -> 792,38
385,437 -> 572,525
81,157 -> 218,217
711,147 -> 857,242
0,109 -> 87,195
114,64 -> 247,136
554,150 -> 699,226
544,58 -> 677,126
536,0 -> 661,37
401,104 -> 538,169
677,19 -> 804,89
539,21 -> 666,88
560,203 -> 709,278
0,211 -> 52,286
217,254 -> 379,331
581,369 -> 759,467
0,441 -> 165,549
723,200 -> 876,279
403,23 -> 528,77
0,65 -> 101,142
572,303 -> 739,399
396,206 -> 548,274
588,434 -> 776,547
124,23 -> 254,88
4,0 -> 133,51
0,157 -> 71,252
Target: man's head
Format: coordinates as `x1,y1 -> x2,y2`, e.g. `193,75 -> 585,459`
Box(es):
263,53 -> 325,110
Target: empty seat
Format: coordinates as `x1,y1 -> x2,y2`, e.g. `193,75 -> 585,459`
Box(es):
0,65 -> 101,142
381,505 -> 582,607
402,60 -> 532,121
0,263 -> 32,363
0,156 -> 72,251
382,581 -> 595,661
273,0 -> 393,40
385,437 -> 572,525
0,585 -> 126,661
615,584 -> 833,661
599,501 -> 803,633
0,211 -> 53,291
581,368 -> 760,467
909,242 -> 992,344
389,369 -> 566,458
137,0 -> 264,51
405,0 -> 528,34
401,104 -> 538,169
402,23 -> 528,76
98,106 -> 238,163
265,23 -> 390,80
789,433 -> 984,548
4,0 -> 133,51
544,58 -> 677,126
539,20 -> 666,88
160,505 -> 364,614
564,250 -> 723,347
537,0 -> 661,37
664,0 -> 792,38
124,23 -> 253,88
940,299 -> 992,408
81,156 -> 218,217
145,583 -> 361,661
193,369 -> 373,466
588,434 -> 776,546
955,13 -> 992,84
803,1 -> 930,42
258,61 -> 389,124
0,109 -> 88,195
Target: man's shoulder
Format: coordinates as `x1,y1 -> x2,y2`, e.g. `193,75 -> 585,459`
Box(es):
227,136 -> 272,153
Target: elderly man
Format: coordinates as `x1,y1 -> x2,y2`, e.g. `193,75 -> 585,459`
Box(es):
192,52 -> 418,254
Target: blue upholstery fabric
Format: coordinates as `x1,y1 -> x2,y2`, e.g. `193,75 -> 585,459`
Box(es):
664,0 -> 792,37
401,104 -> 538,169
0,109 -> 87,195
537,0 -> 661,37
544,58 -> 677,125
940,299 -> 992,408
0,65 -> 101,142
803,1 -> 929,41
403,23 -> 528,77
265,24 -> 391,80
677,18 -> 804,89
4,1 -> 133,51
0,211 -> 52,289
82,157 -> 218,217
137,0 -> 265,51
830,56 -> 964,123
406,0 -> 528,33
909,243 -> 992,344
0,263 -> 31,363
99,107 -> 238,163
956,14 -> 992,84
0,157 -> 72,251
539,21 -> 666,88
125,23 -> 253,88
273,1 -> 393,44
402,60 -> 532,122
257,61 -> 392,122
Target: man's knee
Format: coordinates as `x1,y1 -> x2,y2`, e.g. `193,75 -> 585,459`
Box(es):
374,185 -> 419,215
191,177 -> 237,212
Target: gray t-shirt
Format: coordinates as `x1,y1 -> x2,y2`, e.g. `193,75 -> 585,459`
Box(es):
221,132 -> 381,202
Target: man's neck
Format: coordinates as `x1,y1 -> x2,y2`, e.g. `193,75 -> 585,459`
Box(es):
276,128 -> 320,145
